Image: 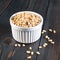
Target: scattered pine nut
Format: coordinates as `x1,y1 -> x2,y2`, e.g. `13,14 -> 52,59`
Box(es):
49,29 -> 52,32
22,44 -> 25,47
29,47 -> 32,50
15,44 -> 18,47
53,30 -> 56,34
26,50 -> 31,54
43,44 -> 47,47
42,30 -> 46,34
48,39 -> 53,42
43,43 -> 48,47
36,51 -> 40,55
27,56 -> 32,59
43,30 -> 46,32
38,46 -> 42,48
18,44 -> 21,47
31,51 -> 34,55
45,35 -> 50,40
41,32 -> 44,34
51,41 -> 55,44
44,43 -> 48,45
47,37 -> 50,40
45,35 -> 49,39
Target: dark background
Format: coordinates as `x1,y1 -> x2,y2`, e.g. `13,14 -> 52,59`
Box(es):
0,0 -> 60,60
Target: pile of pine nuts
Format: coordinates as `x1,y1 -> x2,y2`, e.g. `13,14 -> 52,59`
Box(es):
12,12 -> 41,28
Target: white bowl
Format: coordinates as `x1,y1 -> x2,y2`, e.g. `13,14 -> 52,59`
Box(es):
10,11 -> 43,43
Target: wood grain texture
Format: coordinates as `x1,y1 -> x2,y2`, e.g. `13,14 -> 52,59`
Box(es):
0,0 -> 60,60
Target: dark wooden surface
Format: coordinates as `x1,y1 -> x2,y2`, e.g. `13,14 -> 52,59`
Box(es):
0,0 -> 60,60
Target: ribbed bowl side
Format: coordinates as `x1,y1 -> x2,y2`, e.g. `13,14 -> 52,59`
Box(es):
11,27 -> 41,43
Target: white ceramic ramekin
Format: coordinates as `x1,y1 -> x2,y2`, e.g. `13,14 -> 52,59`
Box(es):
10,11 -> 43,43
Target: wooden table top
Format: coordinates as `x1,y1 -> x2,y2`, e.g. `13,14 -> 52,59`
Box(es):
0,0 -> 60,60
